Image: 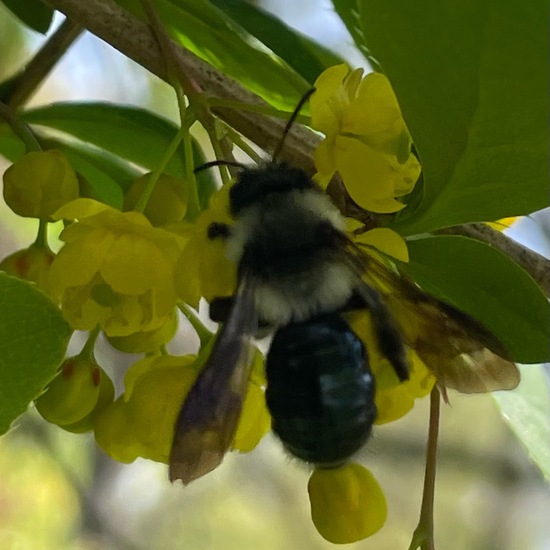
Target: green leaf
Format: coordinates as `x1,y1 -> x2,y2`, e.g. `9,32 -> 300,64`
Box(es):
0,273 -> 72,435
0,122 -> 25,161
401,235 -> 550,364
21,102 -> 189,178
210,0 -> 345,84
494,364 -> 550,481
116,0 -> 309,110
359,0 -> 550,234
331,0 -> 381,71
1,0 -> 54,34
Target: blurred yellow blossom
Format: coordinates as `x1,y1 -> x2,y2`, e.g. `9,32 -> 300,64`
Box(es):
48,199 -> 184,336
311,64 -> 420,213
94,350 -> 269,464
347,310 -> 435,424
308,462 -> 387,543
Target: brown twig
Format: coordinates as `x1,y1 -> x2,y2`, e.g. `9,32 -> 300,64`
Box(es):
4,18 -> 83,109
40,0 -> 318,172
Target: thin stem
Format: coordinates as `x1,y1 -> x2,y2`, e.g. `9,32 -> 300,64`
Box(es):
4,18 -> 83,109
33,220 -> 50,249
78,325 -> 101,362
0,101 -> 42,152
178,302 -> 213,348
132,125 -> 186,213
409,386 -> 440,550
224,126 -> 263,165
141,0 -> 205,219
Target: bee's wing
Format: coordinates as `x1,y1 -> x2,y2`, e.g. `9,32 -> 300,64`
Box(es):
336,232 -> 520,394
169,275 -> 257,484
364,252 -> 520,393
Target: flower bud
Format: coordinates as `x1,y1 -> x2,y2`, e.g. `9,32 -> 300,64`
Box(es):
61,367 -> 115,433
0,246 -> 55,292
3,150 -> 79,219
35,357 -> 101,426
124,173 -> 187,226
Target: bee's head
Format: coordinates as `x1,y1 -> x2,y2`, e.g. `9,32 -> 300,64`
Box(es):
229,163 -> 316,215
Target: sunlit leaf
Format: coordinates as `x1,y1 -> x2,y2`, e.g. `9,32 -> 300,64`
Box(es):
359,0 -> 549,234
331,0 -> 382,71
210,0 -> 344,84
402,235 -> 550,364
116,0 -> 309,110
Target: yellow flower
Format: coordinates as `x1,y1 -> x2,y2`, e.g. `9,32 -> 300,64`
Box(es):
175,183 -> 237,308
308,463 -> 387,543
48,199 -> 184,336
94,350 -> 270,464
3,150 -> 79,219
107,310 -> 179,353
94,355 -> 199,463
311,64 -> 420,213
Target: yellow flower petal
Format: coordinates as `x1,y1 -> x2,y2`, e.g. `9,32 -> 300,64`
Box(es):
355,228 -> 409,262
308,463 -> 387,544
53,197 -> 113,221
310,64 -> 351,134
95,355 -> 198,464
334,136 -> 406,213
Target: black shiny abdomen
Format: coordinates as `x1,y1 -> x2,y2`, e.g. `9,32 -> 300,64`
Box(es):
265,313 -> 376,466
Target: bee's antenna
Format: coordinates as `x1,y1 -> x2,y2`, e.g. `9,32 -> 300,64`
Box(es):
272,87 -> 316,163
194,159 -> 247,173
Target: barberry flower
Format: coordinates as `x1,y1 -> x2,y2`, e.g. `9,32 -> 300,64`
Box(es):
311,64 -> 420,213
107,310 -> 179,353
3,150 -> 79,219
0,244 -> 55,293
308,462 -> 387,543
175,183 -> 237,308
94,350 -> 269,464
48,199 -> 184,336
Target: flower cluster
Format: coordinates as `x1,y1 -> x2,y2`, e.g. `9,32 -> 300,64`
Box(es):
311,64 -> 420,213
1,64 -> 425,544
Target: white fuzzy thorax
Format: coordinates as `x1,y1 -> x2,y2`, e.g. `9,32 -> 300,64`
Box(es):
225,188 -> 356,326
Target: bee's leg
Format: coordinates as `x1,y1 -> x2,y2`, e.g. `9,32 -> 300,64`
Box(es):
207,222 -> 231,240
209,296 -> 233,323
346,288 -> 409,382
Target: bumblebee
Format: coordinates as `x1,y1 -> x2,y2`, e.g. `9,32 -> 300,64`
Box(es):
169,161 -> 519,484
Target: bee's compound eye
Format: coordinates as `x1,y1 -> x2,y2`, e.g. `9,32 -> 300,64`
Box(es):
207,222 -> 231,240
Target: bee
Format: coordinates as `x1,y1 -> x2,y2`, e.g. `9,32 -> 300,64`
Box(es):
169,94 -> 520,484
